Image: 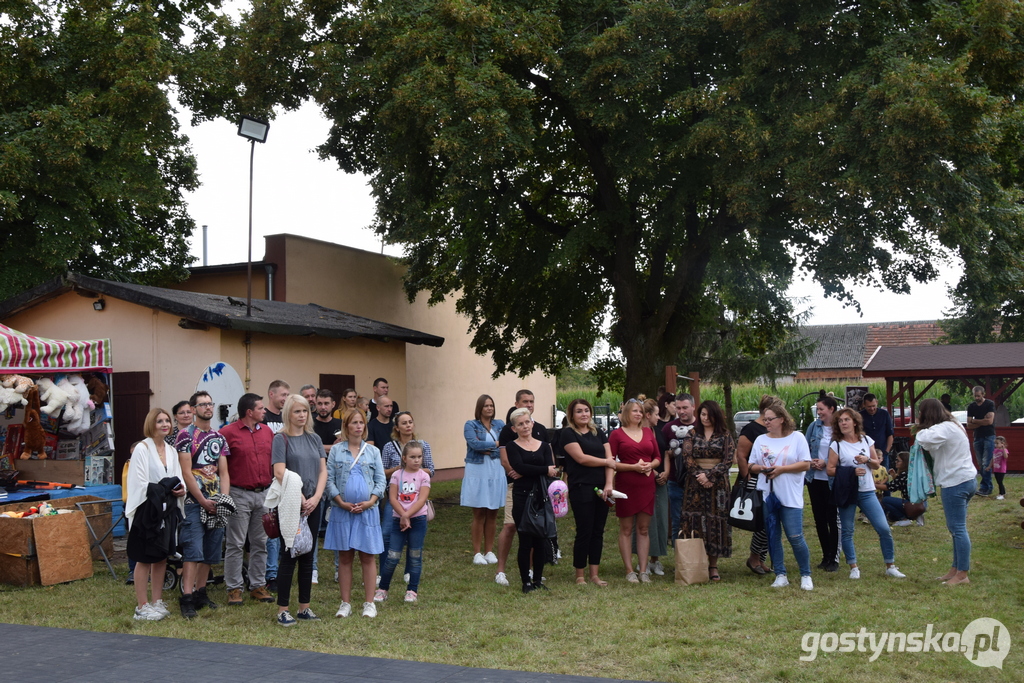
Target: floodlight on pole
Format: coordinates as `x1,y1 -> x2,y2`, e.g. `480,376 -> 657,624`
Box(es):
237,115 -> 270,317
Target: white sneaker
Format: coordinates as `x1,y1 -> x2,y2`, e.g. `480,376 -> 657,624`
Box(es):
483,552 -> 498,564
916,516 -> 925,526
495,572 -> 509,586
334,570 -> 339,581
770,575 -> 789,588
651,560 -> 665,576
893,519 -> 913,527
996,495 -> 1005,500
404,590 -> 418,603
150,600 -> 171,618
133,604 -> 162,621
556,549 -> 562,560
885,566 -> 906,578
311,569 -> 319,584
335,601 -> 352,618
362,601 -> 377,618
473,553 -> 488,565
849,567 -> 861,580
800,576 -> 813,591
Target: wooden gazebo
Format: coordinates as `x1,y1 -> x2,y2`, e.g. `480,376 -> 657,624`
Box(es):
862,342 -> 1024,472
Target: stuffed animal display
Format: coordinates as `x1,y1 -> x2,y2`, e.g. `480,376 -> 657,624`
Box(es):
0,385 -> 27,412
85,374 -> 108,406
35,377 -> 73,416
20,386 -> 47,459
65,374 -> 93,435
0,374 -> 34,394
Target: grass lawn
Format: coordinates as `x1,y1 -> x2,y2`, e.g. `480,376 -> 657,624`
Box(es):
1,479 -> 1021,682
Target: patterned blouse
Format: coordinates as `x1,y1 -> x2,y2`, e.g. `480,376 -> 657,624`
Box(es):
681,431 -> 735,483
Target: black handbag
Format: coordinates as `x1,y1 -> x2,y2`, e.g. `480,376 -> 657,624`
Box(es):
727,477 -> 764,532
519,478 -> 558,540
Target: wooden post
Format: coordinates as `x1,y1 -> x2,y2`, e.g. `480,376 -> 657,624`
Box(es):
665,366 -> 677,394
690,371 -> 701,406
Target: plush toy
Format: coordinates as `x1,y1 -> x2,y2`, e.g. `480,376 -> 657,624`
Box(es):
56,376 -> 81,423
85,374 -> 108,407
0,374 -> 34,394
65,374 -> 93,435
0,385 -> 27,412
20,386 -> 46,459
35,377 -> 73,416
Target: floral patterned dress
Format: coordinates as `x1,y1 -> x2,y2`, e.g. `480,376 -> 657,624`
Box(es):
678,430 -> 734,557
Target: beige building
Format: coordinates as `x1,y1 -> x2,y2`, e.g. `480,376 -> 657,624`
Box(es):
0,235 -> 555,479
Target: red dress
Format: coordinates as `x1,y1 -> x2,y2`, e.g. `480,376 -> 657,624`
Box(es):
609,427 -> 661,517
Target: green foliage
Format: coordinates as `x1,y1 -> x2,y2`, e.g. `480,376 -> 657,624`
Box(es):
232,1 -> 1024,393
0,0 -> 214,298
555,366 -> 595,391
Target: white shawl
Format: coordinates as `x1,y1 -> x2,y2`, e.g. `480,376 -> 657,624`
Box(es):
125,438 -> 185,528
264,469 -> 303,549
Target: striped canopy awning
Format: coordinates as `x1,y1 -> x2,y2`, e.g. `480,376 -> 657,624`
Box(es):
0,323 -> 112,373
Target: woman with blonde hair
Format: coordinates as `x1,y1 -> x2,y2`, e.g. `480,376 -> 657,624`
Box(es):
325,409 -> 386,617
827,408 -> 905,580
271,394 -> 328,626
126,408 -> 186,620
610,398 -> 662,583
749,403 -> 813,590
560,398 -> 615,585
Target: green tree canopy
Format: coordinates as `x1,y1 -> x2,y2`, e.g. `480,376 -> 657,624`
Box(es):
242,0 -> 1024,395
0,0 -> 215,298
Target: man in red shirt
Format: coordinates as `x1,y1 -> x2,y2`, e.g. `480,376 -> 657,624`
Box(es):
220,393 -> 275,605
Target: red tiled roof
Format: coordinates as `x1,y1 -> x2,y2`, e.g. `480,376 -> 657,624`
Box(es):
862,321 -> 944,365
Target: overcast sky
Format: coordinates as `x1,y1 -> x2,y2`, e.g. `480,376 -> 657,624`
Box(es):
180,103 -> 961,326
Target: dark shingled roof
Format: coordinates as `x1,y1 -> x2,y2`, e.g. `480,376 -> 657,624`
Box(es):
798,324 -> 867,370
0,273 -> 444,348
863,342 -> 1024,378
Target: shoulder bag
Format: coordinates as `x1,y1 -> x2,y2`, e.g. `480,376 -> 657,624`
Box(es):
262,434 -> 289,538
728,476 -> 763,532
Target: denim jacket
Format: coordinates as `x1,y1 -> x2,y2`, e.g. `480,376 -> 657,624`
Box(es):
326,440 -> 386,506
805,419 -> 827,484
464,419 -> 505,465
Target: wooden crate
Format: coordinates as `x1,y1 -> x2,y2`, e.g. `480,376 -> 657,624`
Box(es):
0,509 -> 93,586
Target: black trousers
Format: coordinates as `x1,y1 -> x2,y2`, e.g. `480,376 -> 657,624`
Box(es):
512,489 -> 547,586
569,484 -> 609,569
276,509 -> 322,609
808,479 -> 839,564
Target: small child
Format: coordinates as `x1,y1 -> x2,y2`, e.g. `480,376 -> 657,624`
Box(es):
374,441 -> 430,604
356,396 -> 370,415
993,436 -> 1009,500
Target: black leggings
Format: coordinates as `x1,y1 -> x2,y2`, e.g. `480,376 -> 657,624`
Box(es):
570,485 -> 609,568
995,472 -> 1006,496
512,490 -> 547,586
808,478 -> 839,564
276,509 -> 322,609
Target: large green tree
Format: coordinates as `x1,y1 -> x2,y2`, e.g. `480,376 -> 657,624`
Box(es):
259,0 -> 1023,395
0,0 -> 217,298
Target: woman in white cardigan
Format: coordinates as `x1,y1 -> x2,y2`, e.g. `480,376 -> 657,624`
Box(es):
126,408 -> 186,620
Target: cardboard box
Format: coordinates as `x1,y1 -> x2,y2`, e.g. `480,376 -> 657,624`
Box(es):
0,505 -> 93,587
80,420 -> 114,459
14,459 -> 85,486
55,439 -> 80,460
84,455 -> 113,486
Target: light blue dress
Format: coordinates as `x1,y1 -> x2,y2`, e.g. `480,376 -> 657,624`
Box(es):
460,419 -> 507,510
324,467 -> 384,554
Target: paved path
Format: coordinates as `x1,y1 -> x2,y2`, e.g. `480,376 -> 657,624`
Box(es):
2,623 -> 660,682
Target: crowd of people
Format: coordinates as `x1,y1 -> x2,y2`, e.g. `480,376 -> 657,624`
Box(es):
124,380 -> 993,623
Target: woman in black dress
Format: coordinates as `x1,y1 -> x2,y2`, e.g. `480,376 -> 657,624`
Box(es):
560,399 -> 614,586
506,407 -> 559,593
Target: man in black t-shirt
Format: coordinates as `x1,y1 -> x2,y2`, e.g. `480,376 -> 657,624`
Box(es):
368,377 -> 399,421
312,390 -> 341,454
366,396 -> 395,448
493,390 -> 547,586
966,386 -> 996,496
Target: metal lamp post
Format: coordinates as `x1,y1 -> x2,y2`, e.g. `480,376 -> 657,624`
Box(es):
237,115 -> 270,317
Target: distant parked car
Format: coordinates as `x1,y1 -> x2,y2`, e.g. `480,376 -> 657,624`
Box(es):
733,411 -> 760,436
952,411 -> 969,427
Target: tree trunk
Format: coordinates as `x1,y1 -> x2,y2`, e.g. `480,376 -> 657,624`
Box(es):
620,325 -> 677,400
723,381 -> 734,434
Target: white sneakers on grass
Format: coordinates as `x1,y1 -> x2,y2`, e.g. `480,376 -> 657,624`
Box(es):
770,575 -> 789,588
650,560 -> 665,576
335,602 -> 352,618
770,574 -> 811,590
483,552 -> 498,564
133,604 -> 164,621
849,567 -> 861,580
495,572 -> 509,586
362,602 -> 377,618
893,520 -> 913,527
800,576 -> 813,591
885,566 -> 906,578
473,553 -> 488,565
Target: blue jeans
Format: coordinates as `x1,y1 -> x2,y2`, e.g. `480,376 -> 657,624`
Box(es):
265,536 -> 279,580
379,515 -> 427,593
767,505 -> 811,578
181,501 -> 225,564
838,491 -> 894,566
974,434 -> 995,495
941,479 -> 975,571
667,480 -> 684,540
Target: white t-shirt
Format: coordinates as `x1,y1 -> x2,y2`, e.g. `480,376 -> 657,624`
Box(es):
813,425 -> 832,481
750,432 -> 810,508
914,420 -> 977,488
831,436 -> 876,492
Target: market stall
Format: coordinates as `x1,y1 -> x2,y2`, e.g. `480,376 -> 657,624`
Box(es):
0,324 -> 120,585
